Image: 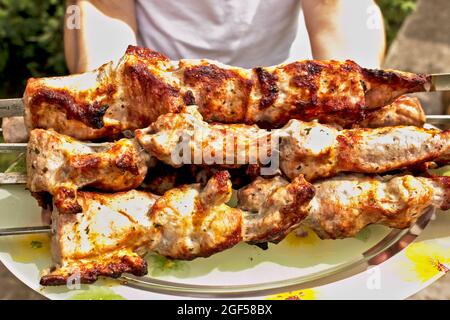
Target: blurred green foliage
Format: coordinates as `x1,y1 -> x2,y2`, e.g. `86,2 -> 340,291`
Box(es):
0,0 -> 67,98
376,0 -> 417,46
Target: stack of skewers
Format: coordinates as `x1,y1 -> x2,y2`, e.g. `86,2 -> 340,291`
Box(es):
0,45 -> 449,286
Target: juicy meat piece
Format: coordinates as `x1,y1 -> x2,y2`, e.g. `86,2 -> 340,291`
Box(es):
238,174 -> 450,240
242,174 -> 314,244
135,105 -> 272,167
280,121 -> 450,181
40,172 -> 315,284
1,116 -> 28,143
148,171 -> 314,259
24,45 -> 429,140
40,190 -> 158,286
238,176 -> 289,212
27,129 -> 150,214
303,174 -> 450,239
137,106 -> 449,181
355,96 -> 425,128
147,171 -> 242,259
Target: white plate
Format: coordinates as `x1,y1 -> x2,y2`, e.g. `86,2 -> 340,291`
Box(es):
0,184 -> 449,300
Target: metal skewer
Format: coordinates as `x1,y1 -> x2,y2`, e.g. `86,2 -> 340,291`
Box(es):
0,225 -> 51,236
0,98 -> 24,118
0,72 -> 447,117
425,115 -> 450,124
0,173 -> 27,184
0,142 -> 111,153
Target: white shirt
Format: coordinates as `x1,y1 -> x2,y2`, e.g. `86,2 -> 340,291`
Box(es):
136,0 -> 312,68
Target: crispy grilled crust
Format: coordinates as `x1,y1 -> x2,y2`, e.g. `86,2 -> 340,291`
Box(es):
239,174 -> 450,240
27,129 -> 149,213
280,121 -> 450,181
355,96 -> 425,128
40,172 -> 315,285
135,106 -> 271,167
41,190 -> 157,285
362,69 -> 429,111
40,252 -> 148,286
303,174 -> 450,239
24,46 -> 429,140
136,106 -> 449,181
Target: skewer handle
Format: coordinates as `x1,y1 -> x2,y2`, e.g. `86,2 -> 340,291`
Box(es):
426,115 -> 450,125
0,98 -> 24,118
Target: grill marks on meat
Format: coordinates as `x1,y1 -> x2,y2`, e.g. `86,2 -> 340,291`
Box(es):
27,129 -> 149,214
136,106 -> 449,181
303,174 -> 450,239
24,62 -> 121,140
280,121 -> 450,181
40,172 -> 315,285
181,61 -> 253,123
355,96 -> 425,128
238,174 -> 450,240
24,45 -> 429,140
280,60 -> 365,125
255,67 -> 279,110
40,190 -> 157,285
135,106 -> 272,167
120,50 -> 184,130
29,110 -> 450,197
363,68 -> 430,111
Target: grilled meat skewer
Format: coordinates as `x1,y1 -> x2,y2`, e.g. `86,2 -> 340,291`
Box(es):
27,129 -> 151,214
137,106 -> 449,180
280,119 -> 450,181
28,114 -> 450,209
354,96 -> 425,128
1,95 -> 426,143
24,45 -> 428,140
41,172 -> 314,285
41,171 -> 449,285
239,174 -> 450,239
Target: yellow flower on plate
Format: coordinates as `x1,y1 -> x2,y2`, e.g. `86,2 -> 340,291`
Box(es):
267,288 -> 317,300
404,242 -> 450,282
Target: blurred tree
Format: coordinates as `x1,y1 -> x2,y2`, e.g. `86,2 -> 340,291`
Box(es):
376,0 -> 417,46
0,0 -> 67,98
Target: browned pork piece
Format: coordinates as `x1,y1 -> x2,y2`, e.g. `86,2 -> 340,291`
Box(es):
355,96 -> 425,128
2,95 -> 424,143
24,45 -> 429,140
280,121 -> 450,181
40,172 -> 314,285
136,106 -> 450,181
238,174 -> 450,240
135,105 -> 272,167
27,129 -> 150,214
40,190 -> 158,285
29,113 -> 449,200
